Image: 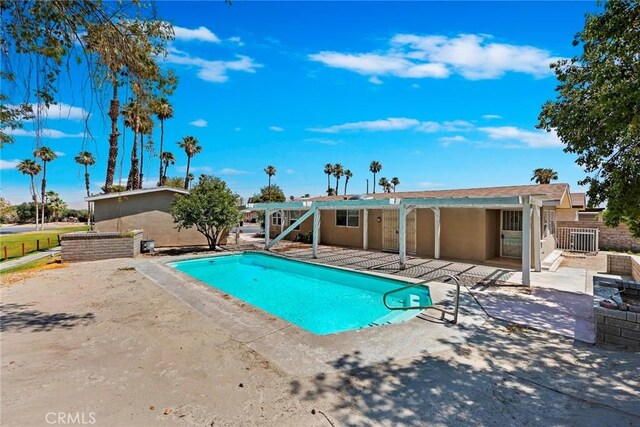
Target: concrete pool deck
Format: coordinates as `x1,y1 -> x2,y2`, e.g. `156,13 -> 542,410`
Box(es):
136,252 -> 488,376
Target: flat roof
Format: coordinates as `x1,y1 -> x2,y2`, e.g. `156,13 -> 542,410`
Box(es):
86,187 -> 189,202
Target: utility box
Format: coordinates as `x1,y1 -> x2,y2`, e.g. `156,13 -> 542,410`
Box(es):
141,239 -> 155,253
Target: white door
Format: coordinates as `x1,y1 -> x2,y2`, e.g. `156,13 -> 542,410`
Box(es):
382,210 -> 416,254
501,210 -> 523,258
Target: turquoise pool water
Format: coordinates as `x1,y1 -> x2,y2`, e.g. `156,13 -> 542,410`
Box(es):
169,253 -> 430,335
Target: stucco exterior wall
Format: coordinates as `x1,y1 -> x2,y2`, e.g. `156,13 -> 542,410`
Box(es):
439,208 -> 487,262
556,207 -> 579,222
93,192 -> 215,247
319,210 -> 363,248
367,209 -> 383,251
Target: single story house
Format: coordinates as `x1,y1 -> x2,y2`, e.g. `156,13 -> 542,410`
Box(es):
87,187 -> 226,247
248,183 -> 581,286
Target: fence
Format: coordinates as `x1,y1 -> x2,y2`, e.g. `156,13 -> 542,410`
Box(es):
556,227 -> 599,253
2,235 -> 61,260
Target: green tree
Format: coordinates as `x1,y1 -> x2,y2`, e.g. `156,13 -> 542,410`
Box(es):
152,98 -> 174,185
369,161 -> 382,194
249,185 -> 286,203
391,177 -> 400,192
162,176 -> 186,190
333,163 -> 344,194
264,165 -> 277,199
160,152 -> 176,186
33,146 -> 56,230
344,169 -> 353,195
538,0 -> 640,236
75,151 -> 96,223
323,163 -> 334,192
15,202 -> 37,224
16,159 -> 41,226
531,168 -> 558,185
170,176 -> 242,250
178,136 -> 202,190
378,177 -> 392,193
122,100 -> 143,190
46,191 -> 67,222
0,197 -> 17,224
138,111 -> 154,188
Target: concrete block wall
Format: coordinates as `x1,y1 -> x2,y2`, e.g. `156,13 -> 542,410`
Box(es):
607,254 -> 633,276
62,230 -> 143,262
632,256 -> 640,282
557,220 -> 640,252
594,306 -> 640,348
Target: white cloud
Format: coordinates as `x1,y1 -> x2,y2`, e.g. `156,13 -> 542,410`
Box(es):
54,151 -> 65,157
39,103 -> 88,121
190,119 -> 208,127
482,114 -> 502,120
176,165 -> 213,174
439,135 -> 467,146
416,120 -> 474,133
7,128 -> 84,139
478,126 -> 562,148
304,137 -> 342,145
309,117 -> 420,133
418,182 -> 445,189
227,36 -> 244,46
0,159 -> 20,170
269,126 -> 284,132
218,168 -> 250,175
369,76 -> 383,85
310,33 -> 560,81
165,51 -> 261,83
173,25 -> 220,43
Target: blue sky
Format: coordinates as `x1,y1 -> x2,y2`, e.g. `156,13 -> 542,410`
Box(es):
1,1 -> 599,208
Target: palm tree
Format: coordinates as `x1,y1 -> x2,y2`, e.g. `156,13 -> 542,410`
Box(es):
138,111 -> 154,188
344,169 -> 353,195
264,165 -> 276,200
326,187 -> 336,196
152,98 -> 173,186
178,136 -> 202,189
323,163 -> 334,192
186,172 -> 195,189
122,100 -> 143,190
34,146 -> 57,229
16,159 -> 41,227
159,151 -> 176,185
369,161 -> 382,194
391,177 -> 400,192
75,151 -> 96,225
378,177 -> 392,193
46,191 -> 67,222
531,168 -> 559,184
333,163 -> 344,194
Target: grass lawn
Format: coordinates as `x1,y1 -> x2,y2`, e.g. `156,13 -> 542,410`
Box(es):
0,226 -> 89,261
0,253 -> 61,275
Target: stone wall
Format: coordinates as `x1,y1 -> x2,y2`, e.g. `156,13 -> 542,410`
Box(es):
62,230 -> 142,262
557,220 -> 640,252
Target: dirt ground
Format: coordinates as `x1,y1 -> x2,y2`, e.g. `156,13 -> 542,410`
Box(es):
560,251 -> 608,272
1,259 -> 639,426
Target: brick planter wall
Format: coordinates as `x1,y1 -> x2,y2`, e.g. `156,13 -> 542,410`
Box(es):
61,230 -> 143,262
557,220 -> 640,252
632,256 -> 640,282
607,254 -> 633,276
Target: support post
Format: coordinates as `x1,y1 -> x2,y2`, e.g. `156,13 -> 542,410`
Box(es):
312,208 -> 321,258
399,204 -> 406,269
362,209 -> 368,250
533,205 -> 541,272
522,198 -> 531,286
432,207 -> 441,259
264,208 -> 271,249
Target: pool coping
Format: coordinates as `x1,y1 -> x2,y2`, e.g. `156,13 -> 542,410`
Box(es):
135,250 -> 488,376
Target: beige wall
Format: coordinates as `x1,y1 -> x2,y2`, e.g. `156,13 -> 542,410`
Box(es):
556,207 -> 579,222
485,209 -> 500,259
319,210 -> 363,248
439,208 -> 487,262
94,192 -> 215,247
367,209 -> 383,250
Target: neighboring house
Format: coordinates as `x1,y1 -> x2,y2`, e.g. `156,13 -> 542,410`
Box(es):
87,187 -> 226,247
556,191 -> 585,221
249,183 -> 579,285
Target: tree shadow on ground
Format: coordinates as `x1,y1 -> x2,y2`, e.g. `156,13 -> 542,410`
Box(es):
291,320 -> 640,426
0,303 -> 94,332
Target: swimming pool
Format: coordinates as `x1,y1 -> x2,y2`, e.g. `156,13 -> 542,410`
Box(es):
169,253 -> 431,335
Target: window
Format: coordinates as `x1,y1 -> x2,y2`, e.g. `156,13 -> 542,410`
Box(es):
271,212 -> 282,226
289,210 -> 301,230
543,209 -> 556,237
502,210 -> 522,231
336,210 -> 359,227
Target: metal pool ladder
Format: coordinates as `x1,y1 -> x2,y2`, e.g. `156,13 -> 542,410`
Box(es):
382,274 -> 461,324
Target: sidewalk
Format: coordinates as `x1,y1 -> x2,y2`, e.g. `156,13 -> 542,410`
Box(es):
0,247 -> 60,272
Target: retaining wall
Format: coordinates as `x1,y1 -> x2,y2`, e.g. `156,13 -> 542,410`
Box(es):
557,220 -> 640,252
61,230 -> 142,262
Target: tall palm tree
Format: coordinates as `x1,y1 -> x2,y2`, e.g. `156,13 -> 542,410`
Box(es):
264,165 -> 276,200
333,163 -> 344,194
369,161 -> 382,194
391,177 -> 400,192
344,169 -> 352,195
34,146 -> 57,230
531,168 -> 559,184
122,100 -> 143,190
16,159 -> 41,227
326,187 -> 336,196
378,177 -> 391,193
186,172 -> 195,189
75,151 -> 96,225
178,136 -> 202,189
46,191 -> 67,222
160,151 -> 176,185
138,112 -> 154,188
152,98 -> 173,186
323,163 -> 334,192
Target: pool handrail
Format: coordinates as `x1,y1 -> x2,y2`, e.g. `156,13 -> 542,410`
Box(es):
382,274 -> 460,324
